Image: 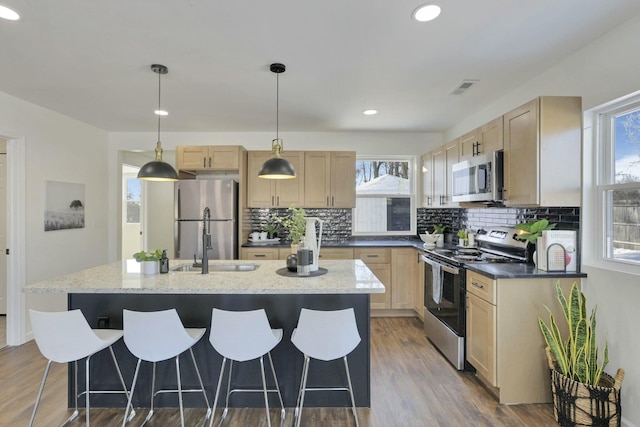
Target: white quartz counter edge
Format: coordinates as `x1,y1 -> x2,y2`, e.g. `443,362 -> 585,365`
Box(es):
23,259 -> 386,295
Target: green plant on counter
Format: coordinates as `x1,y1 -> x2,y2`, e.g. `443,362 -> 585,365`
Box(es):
281,206 -> 306,244
456,229 -> 467,239
262,214 -> 282,239
132,249 -> 163,262
514,219 -> 556,244
433,224 -> 447,234
539,282 -> 609,386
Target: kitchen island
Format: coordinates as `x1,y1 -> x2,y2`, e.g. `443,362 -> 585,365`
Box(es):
24,259 -> 384,409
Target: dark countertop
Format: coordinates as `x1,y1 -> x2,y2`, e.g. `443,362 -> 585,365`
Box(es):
465,262 -> 587,280
242,238 -> 586,280
242,238 -> 427,250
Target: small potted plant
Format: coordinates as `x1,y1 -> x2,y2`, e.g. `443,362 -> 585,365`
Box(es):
133,249 -> 163,275
456,229 -> 468,247
539,282 -> 624,426
263,214 -> 282,239
281,206 -> 306,252
515,219 -> 556,264
433,224 -> 446,247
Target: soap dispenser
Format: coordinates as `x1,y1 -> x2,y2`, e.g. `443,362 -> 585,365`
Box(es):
159,250 -> 169,274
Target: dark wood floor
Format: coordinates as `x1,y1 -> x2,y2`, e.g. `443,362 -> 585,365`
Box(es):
0,317 -> 557,426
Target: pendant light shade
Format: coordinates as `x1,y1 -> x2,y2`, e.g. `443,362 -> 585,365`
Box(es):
258,63 -> 296,179
137,64 -> 178,182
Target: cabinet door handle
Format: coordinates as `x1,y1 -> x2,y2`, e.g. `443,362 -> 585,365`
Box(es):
327,196 -> 330,207
254,254 -> 266,258
366,254 -> 379,258
203,157 -> 207,168
272,196 -> 275,206
471,281 -> 485,289
209,156 -> 212,168
427,196 -> 431,206
277,196 -> 280,205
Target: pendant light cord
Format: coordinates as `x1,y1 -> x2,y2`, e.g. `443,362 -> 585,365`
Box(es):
157,69 -> 162,142
276,71 -> 279,140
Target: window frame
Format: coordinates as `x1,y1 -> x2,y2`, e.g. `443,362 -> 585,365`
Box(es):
591,91 -> 640,272
352,155 -> 417,236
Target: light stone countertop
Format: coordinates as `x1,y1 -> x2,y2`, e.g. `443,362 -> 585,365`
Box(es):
23,259 -> 386,295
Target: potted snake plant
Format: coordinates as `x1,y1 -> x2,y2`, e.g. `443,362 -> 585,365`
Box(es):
539,282 -> 624,426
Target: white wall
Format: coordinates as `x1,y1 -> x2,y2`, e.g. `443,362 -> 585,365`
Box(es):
446,13 -> 640,427
0,91 -> 109,341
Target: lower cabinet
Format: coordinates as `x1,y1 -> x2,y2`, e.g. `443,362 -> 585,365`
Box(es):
465,270 -> 580,404
354,248 -> 391,310
240,247 -> 279,260
390,248 -> 418,310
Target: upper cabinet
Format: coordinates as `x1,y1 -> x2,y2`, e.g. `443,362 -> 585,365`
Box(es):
176,145 -> 242,171
427,139 -> 459,208
304,151 -> 356,208
503,96 -> 582,207
246,151 -> 305,208
459,117 -> 504,161
421,153 -> 433,207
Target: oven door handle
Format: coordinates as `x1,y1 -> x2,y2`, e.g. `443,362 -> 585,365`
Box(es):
421,255 -> 460,275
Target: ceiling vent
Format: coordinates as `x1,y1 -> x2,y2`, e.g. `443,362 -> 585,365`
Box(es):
451,79 -> 479,95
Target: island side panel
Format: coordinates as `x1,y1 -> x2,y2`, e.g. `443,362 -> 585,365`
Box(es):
68,293 -> 371,409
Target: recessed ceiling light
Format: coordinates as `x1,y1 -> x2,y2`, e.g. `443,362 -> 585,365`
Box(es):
413,4 -> 441,22
0,5 -> 20,21
363,109 -> 378,116
154,110 -> 168,116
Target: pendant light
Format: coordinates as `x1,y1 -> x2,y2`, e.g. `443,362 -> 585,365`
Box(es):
258,63 -> 297,179
137,64 -> 179,182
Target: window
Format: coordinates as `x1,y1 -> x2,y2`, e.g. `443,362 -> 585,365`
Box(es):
126,178 -> 141,223
598,101 -> 640,264
353,157 -> 416,235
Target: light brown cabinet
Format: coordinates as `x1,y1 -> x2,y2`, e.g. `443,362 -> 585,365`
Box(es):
355,248 -> 391,309
428,139 -> 459,208
246,151 -> 305,208
318,248 -> 354,260
459,117 -> 503,161
413,252 -> 425,320
466,271 -> 497,386
465,269 -> 580,404
421,153 -> 433,207
176,145 -> 242,171
240,247 -> 279,260
503,96 -> 582,206
390,248 -> 418,309
304,151 -> 356,208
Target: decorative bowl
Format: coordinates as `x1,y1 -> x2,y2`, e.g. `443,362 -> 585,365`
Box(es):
420,233 -> 439,245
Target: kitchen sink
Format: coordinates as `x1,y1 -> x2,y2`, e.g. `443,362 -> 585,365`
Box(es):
171,264 -> 259,272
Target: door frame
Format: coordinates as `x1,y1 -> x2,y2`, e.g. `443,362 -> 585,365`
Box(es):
3,135 -> 26,345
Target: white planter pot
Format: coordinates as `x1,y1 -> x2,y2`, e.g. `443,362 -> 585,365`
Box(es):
142,261 -> 159,275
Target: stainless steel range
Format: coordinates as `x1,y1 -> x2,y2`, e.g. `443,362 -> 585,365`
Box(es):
421,226 -> 529,370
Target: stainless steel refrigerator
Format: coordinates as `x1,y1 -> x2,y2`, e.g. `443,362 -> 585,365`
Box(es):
175,179 -> 238,260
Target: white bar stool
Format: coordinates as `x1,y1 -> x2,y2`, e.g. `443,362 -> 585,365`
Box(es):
28,309 -> 134,427
121,308 -> 211,427
208,308 -> 285,427
291,308 -> 361,427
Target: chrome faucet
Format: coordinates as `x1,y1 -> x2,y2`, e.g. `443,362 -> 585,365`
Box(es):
201,207 -> 212,274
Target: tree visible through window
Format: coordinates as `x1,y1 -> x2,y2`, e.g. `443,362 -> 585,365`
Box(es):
127,178 -> 141,224
354,158 -> 414,234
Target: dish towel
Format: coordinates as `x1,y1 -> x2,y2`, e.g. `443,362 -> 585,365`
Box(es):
424,258 -> 444,304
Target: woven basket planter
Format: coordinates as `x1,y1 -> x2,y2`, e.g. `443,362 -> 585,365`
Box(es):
546,348 -> 624,427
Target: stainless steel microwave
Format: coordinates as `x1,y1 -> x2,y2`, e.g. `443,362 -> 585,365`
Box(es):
451,150 -> 504,202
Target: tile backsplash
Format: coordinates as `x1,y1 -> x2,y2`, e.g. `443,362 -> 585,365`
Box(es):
249,206 -> 580,242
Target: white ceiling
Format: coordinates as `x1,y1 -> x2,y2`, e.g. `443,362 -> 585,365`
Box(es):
1,0 -> 640,133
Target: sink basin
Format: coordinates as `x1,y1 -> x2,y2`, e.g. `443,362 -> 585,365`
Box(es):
171,264 -> 259,272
